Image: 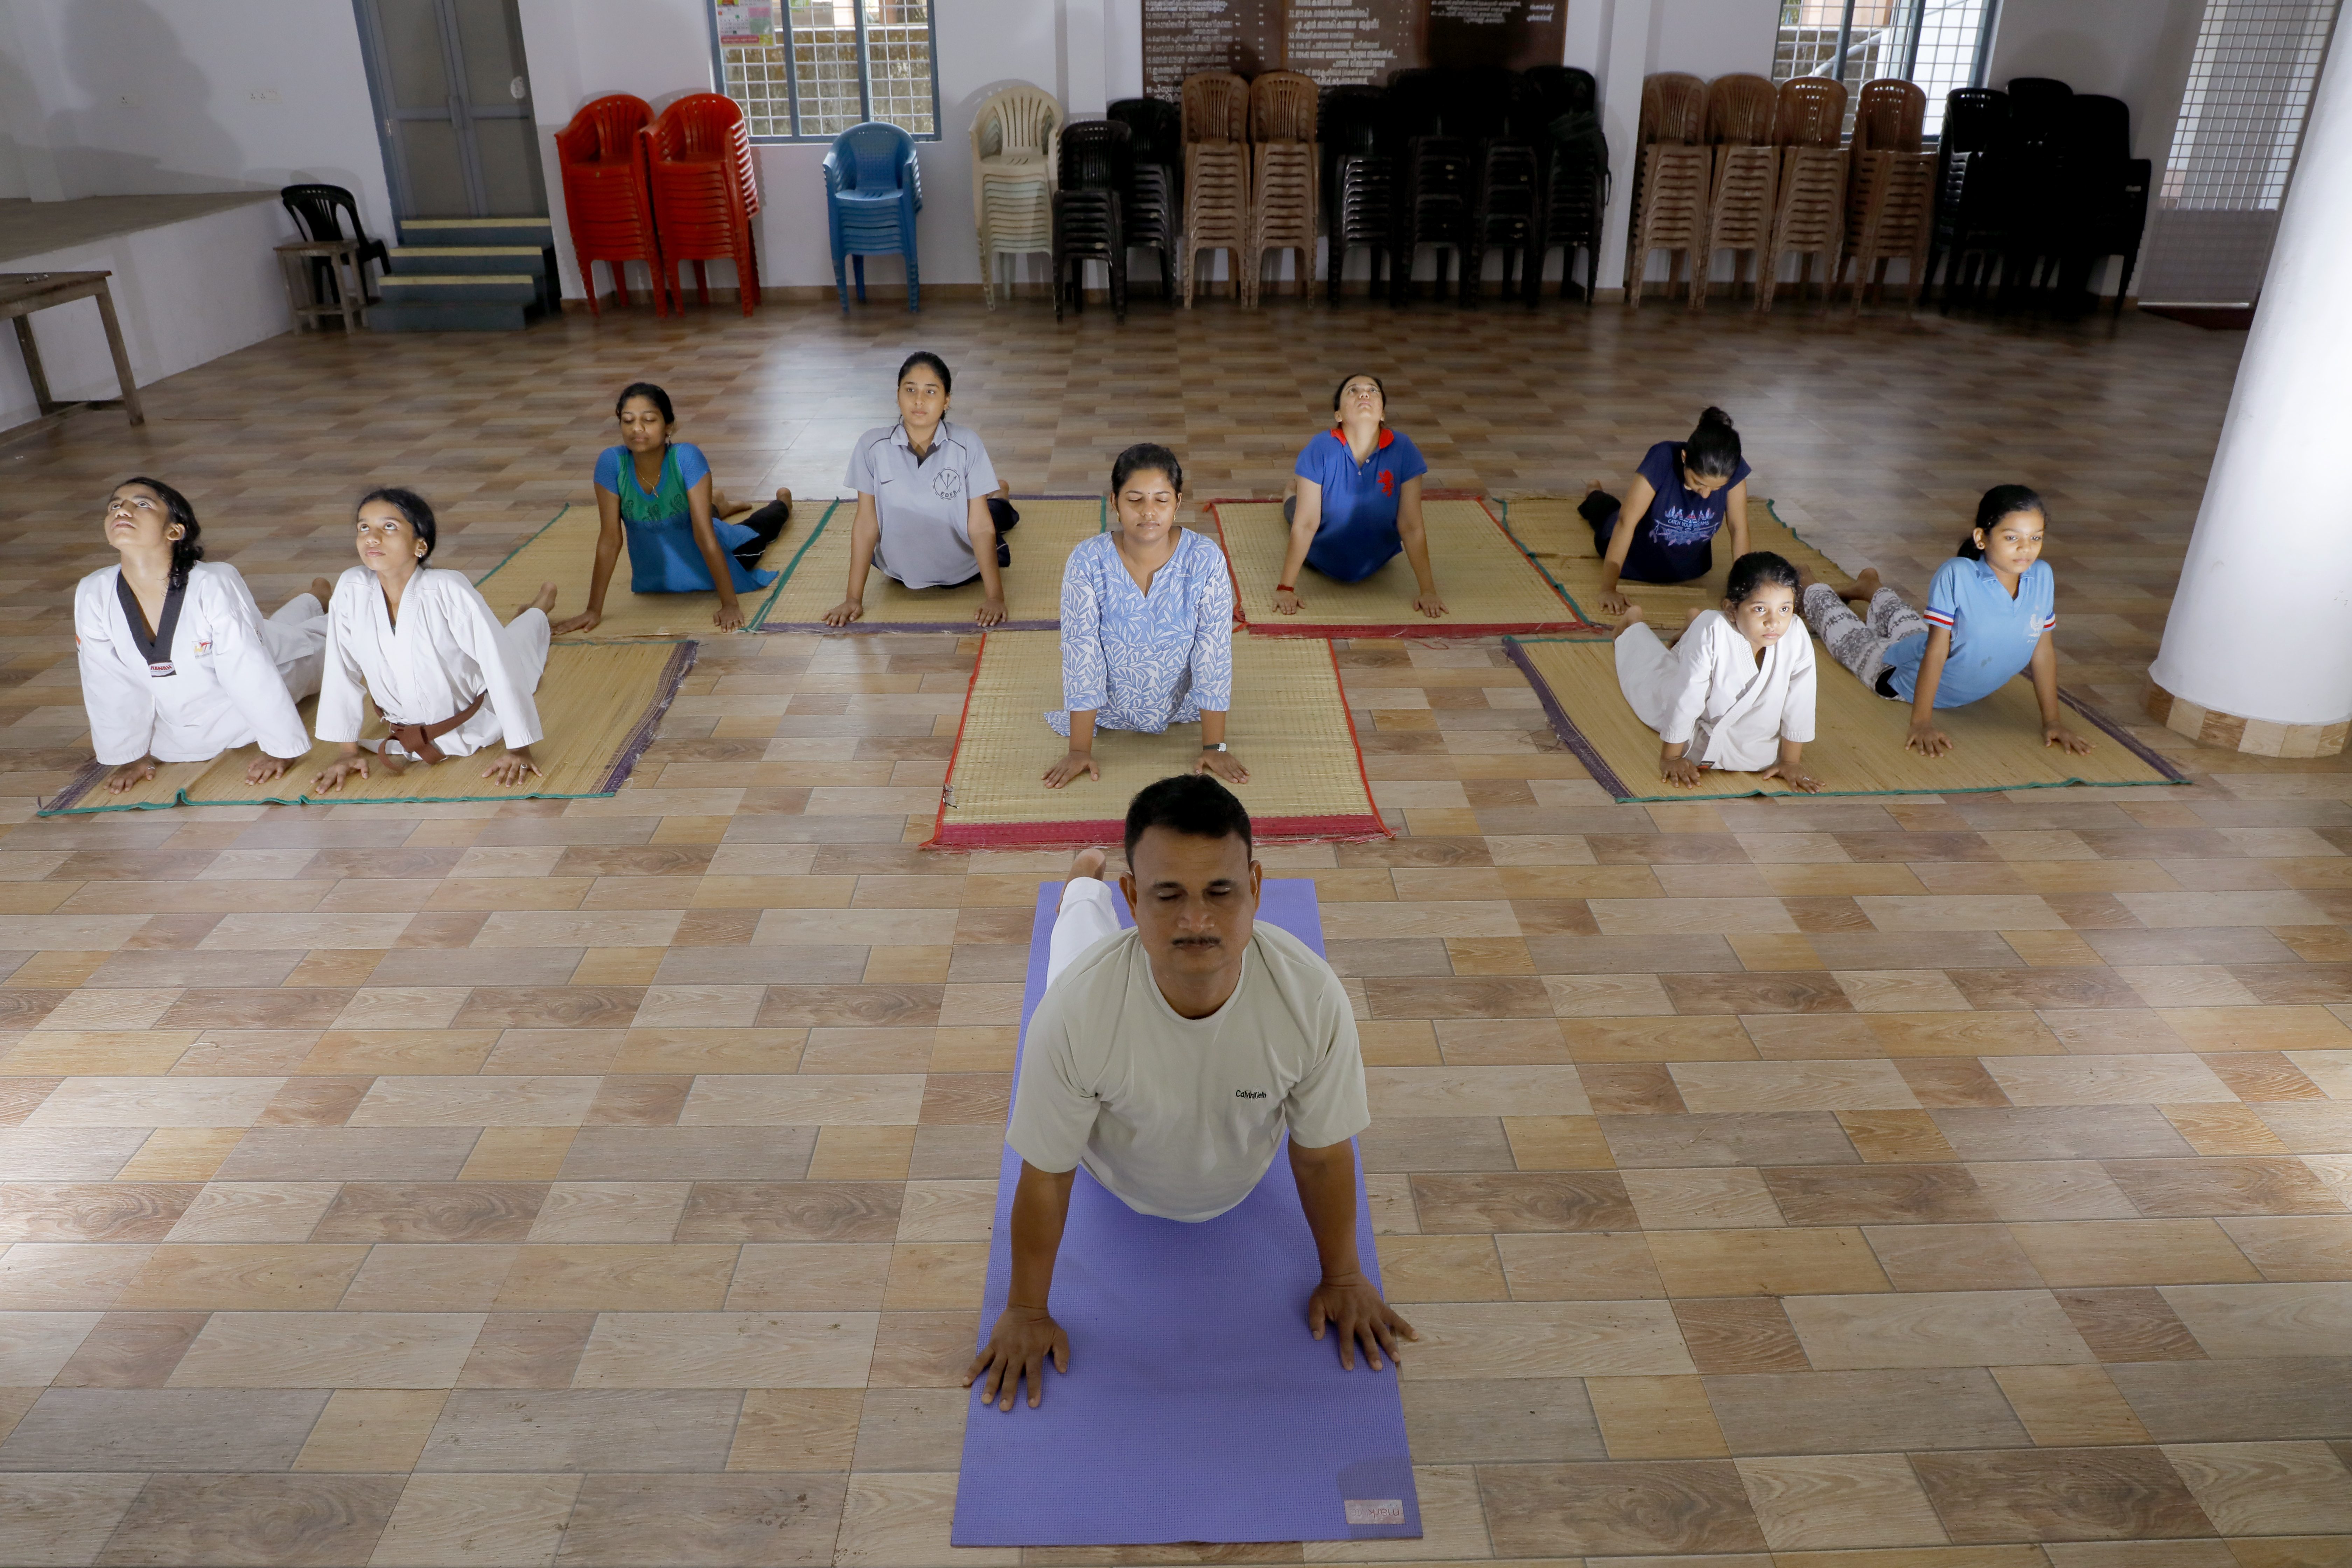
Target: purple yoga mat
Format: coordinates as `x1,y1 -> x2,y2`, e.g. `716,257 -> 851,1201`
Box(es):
950,878 -> 1421,1547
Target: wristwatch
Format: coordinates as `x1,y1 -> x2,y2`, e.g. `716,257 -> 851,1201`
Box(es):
1201,742 -> 1228,753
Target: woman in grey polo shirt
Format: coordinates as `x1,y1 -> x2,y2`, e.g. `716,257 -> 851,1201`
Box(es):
823,352 -> 1019,629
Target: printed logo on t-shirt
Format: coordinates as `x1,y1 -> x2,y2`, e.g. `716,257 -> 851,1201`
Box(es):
1377,469 -> 1394,496
1234,1088 -> 1267,1099
931,467 -> 964,502
1650,505 -> 1717,546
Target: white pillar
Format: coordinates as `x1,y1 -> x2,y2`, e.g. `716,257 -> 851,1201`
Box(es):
2146,44 -> 2352,757
1591,0 -> 1654,301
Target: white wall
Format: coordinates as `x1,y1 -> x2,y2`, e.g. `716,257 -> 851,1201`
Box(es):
0,0 -> 394,239
0,200 -> 296,432
1651,0 -> 1781,81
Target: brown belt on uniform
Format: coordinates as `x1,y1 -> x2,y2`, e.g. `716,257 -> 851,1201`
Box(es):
386,690 -> 485,764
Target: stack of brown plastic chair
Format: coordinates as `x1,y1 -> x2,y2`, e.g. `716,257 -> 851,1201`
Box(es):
1838,79 -> 1935,313
1697,74 -> 1778,310
1181,72 -> 1250,306
1760,77 -> 1848,311
1625,72 -> 1708,308
1244,71 -> 1318,308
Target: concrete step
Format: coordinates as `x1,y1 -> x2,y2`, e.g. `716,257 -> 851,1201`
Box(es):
379,274 -> 542,306
398,216 -> 555,248
367,300 -> 542,332
384,245 -> 558,311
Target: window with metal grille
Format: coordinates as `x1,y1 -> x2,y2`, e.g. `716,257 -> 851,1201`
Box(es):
1772,0 -> 1996,139
2137,0 -> 2339,304
708,0 -> 940,142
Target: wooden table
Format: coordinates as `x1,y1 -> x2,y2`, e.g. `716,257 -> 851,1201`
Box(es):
0,271 -> 145,436
274,239 -> 369,332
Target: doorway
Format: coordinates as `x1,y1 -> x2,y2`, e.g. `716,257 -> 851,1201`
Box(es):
354,0 -> 548,219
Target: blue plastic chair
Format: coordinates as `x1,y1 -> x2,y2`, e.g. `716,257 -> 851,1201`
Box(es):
824,122 -> 923,313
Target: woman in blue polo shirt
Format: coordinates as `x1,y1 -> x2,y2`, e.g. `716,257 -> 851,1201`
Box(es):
553,381 -> 790,635
1799,484 -> 2091,757
1273,372 -> 1447,619
1583,406 -> 1752,616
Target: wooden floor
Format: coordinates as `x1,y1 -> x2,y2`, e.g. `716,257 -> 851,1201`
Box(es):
2,292 -> 2348,1567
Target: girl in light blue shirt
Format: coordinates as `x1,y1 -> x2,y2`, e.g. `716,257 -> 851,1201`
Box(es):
1799,484 -> 2091,758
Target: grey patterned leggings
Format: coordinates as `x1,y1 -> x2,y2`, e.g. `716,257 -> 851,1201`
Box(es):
1801,583 -> 1926,692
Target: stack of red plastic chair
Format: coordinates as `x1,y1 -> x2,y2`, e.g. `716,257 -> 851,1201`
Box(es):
555,94 -> 664,316
643,92 -> 762,315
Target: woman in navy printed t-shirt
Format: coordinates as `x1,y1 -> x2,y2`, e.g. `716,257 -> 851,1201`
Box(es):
1273,372 -> 1448,620
1583,406 -> 1752,615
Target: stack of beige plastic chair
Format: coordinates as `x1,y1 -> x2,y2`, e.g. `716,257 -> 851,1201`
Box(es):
1696,74 -> 1779,310
1244,71 -> 1319,308
1624,72 -> 1708,309
1760,77 -> 1848,310
1181,72 -> 1250,307
971,84 -> 1063,310
1838,79 -> 1935,313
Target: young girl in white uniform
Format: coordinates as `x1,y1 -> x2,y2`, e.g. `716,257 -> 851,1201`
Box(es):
311,487 -> 558,794
74,477 -> 331,795
1614,550 -> 1821,792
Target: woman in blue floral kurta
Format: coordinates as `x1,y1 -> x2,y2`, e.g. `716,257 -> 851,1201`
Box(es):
1042,444 -> 1247,790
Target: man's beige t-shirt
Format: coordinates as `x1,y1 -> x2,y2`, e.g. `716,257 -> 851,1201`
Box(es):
1007,922 -> 1369,1223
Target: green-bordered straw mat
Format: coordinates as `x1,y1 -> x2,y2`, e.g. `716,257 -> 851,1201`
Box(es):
1207,496 -> 1592,637
762,497 -> 1104,631
1506,635 -> 2185,802
39,641 -> 694,813
1502,496 -> 1856,627
930,631 -> 1387,847
475,502 -> 795,640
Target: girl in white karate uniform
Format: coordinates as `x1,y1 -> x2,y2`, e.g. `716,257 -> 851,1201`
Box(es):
74,477 -> 332,795
311,486 -> 559,794
1614,550 -> 1822,793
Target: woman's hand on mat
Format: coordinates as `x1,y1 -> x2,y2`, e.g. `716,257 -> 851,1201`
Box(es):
1599,589 -> 1633,616
2044,722 -> 2094,755
550,608 -> 603,636
1042,749 -> 1100,789
822,598 -> 866,628
1661,754 -> 1708,788
1273,587 -> 1304,616
104,756 -> 159,795
1194,749 -> 1250,786
1307,1272 -> 1417,1372
483,747 -> 545,788
1413,590 -> 1447,619
710,599 -> 747,632
975,595 -> 1008,629
244,753 -> 296,786
309,753 -> 372,795
966,1306 -> 1070,1410
1904,720 -> 1953,758
1759,760 -> 1821,794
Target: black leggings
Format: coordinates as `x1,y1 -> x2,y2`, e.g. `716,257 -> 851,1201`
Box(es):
731,498 -> 792,569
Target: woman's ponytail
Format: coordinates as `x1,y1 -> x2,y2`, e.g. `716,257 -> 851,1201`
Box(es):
1684,406 -> 1742,482
1962,484 -> 2044,559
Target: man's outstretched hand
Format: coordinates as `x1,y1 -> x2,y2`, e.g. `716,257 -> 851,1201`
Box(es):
1307,1271 -> 1417,1371
965,1305 -> 1070,1410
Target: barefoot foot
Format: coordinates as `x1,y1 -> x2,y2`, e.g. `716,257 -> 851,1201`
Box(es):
1844,567 -> 1881,606
775,485 -> 793,505
525,580 -> 559,617
1583,477 -> 1607,498
310,577 -> 334,604
1611,603 -> 1647,638
1683,606 -> 1704,626
1059,846 -> 1108,909
1796,564 -> 1819,593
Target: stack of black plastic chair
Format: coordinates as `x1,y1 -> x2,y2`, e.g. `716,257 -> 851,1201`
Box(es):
1321,85 -> 1394,304
1522,68 -> 1604,303
1051,119 -> 1131,321
1393,133 -> 1473,303
1995,77 -> 2076,307
1455,72 -> 1536,306
1107,97 -> 1180,301
1929,86 -> 2012,313
2057,94 -> 2151,315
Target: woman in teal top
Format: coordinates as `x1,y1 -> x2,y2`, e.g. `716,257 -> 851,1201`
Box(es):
553,382 -> 791,634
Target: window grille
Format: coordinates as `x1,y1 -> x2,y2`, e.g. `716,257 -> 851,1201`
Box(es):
1772,0 -> 1995,139
709,0 -> 939,142
2139,0 -> 2339,305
